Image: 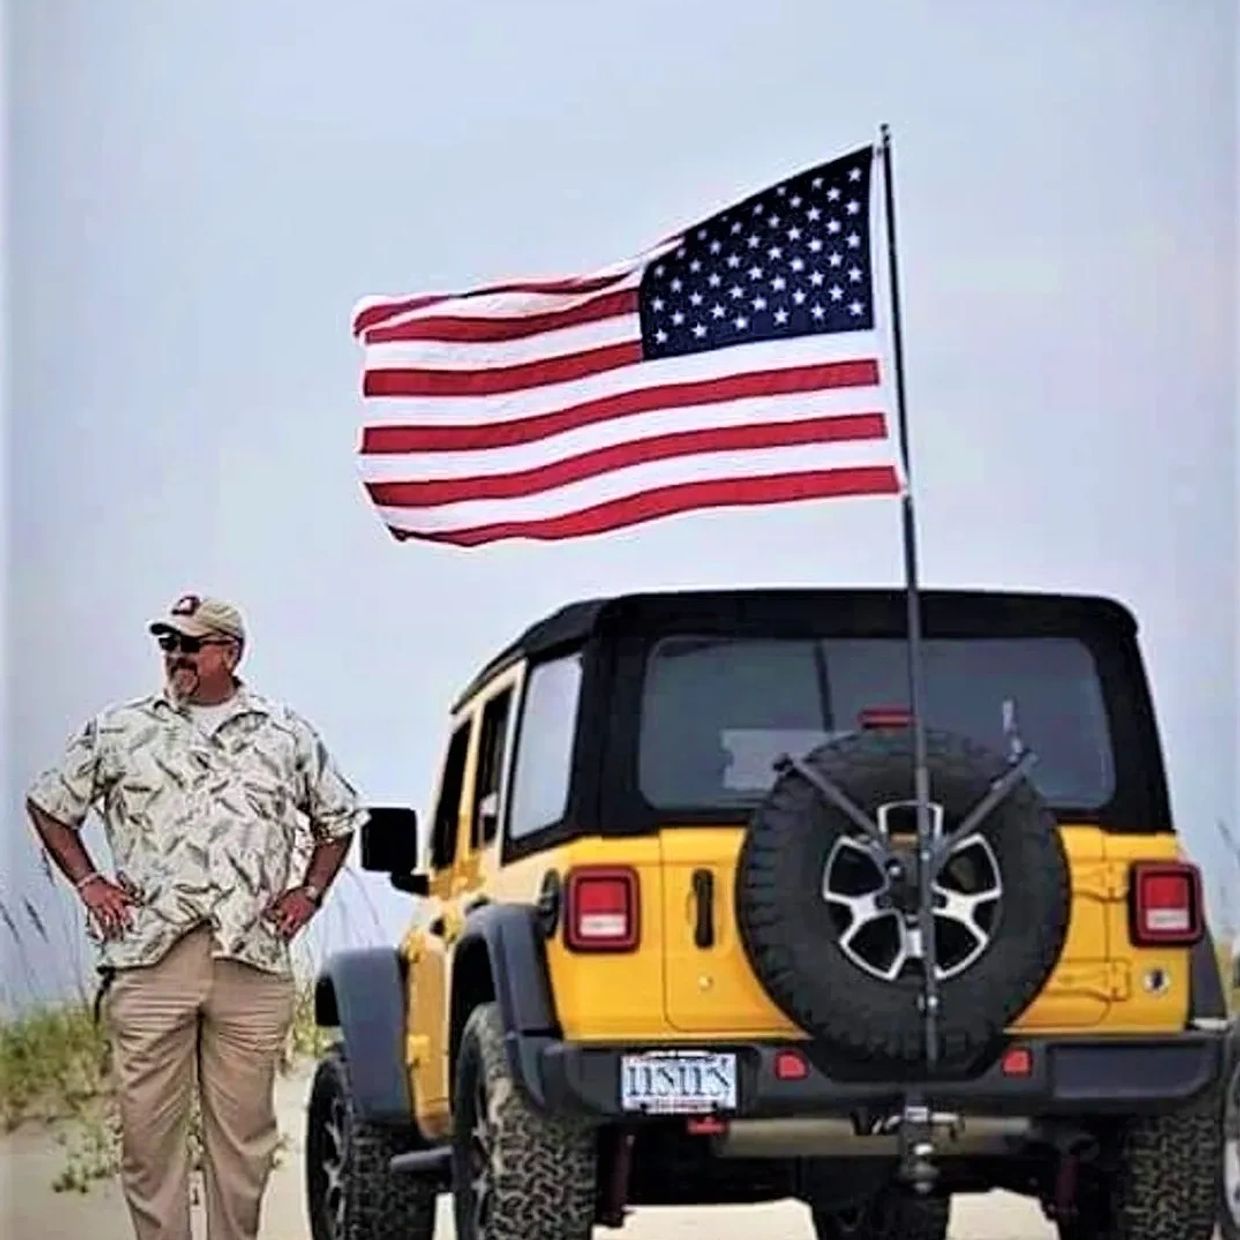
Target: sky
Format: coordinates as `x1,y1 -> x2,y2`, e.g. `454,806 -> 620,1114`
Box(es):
3,0 -> 1238,1004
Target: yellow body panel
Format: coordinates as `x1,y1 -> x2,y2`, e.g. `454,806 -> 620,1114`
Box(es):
430,822 -> 1194,1061
402,920 -> 449,1135
1009,825 -> 1115,1031
1092,830 -> 1192,1032
402,681 -> 494,1139
659,829 -> 798,1035
491,842 -> 668,1041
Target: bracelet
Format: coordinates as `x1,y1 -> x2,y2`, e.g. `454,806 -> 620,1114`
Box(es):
74,871 -> 102,892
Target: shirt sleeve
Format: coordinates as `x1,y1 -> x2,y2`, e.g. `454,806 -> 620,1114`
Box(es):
293,717 -> 369,843
27,717 -> 107,829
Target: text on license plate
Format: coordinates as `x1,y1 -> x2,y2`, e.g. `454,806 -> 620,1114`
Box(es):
620,1051 -> 738,1114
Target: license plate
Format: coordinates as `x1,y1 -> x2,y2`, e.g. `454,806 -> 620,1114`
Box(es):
620,1051 -> 738,1114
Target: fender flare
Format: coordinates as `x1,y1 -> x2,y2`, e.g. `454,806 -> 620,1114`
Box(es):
314,947 -> 412,1126
1188,929 -> 1227,1024
452,904 -> 559,1104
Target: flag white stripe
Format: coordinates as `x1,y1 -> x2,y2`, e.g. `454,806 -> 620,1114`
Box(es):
373,440 -> 899,532
358,330 -> 883,426
352,242 -> 675,335
359,386 -> 887,482
362,270 -> 645,334
362,314 -> 640,373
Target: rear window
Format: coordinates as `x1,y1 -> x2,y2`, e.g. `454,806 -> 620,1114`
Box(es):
638,635 -> 1115,812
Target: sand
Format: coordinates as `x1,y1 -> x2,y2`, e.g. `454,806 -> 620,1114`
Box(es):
0,1063 -> 1195,1240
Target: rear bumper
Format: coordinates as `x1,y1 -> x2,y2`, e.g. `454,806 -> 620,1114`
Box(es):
506,1030 -> 1226,1123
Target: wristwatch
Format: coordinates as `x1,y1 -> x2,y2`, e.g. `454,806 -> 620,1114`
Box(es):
302,883 -> 323,906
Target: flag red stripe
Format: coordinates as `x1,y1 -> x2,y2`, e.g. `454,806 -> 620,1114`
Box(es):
363,341 -> 643,398
387,468 -> 901,546
361,359 -> 880,452
365,289 -> 638,345
353,294 -> 446,337
366,414 -> 888,506
352,271 -> 635,337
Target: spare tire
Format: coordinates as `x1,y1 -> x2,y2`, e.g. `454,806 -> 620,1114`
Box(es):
735,728 -> 1070,1068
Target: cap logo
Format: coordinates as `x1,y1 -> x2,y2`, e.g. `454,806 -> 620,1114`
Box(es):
172,594 -> 201,616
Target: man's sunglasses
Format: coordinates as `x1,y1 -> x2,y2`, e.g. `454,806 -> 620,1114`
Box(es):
155,632 -> 231,654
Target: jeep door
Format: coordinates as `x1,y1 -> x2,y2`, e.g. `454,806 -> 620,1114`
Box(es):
404,714 -> 474,1135
458,671 -> 519,898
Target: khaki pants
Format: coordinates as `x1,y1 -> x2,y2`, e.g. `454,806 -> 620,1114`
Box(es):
103,926 -> 295,1240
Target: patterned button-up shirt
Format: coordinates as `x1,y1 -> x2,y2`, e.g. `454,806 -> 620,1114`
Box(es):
27,684 -> 367,975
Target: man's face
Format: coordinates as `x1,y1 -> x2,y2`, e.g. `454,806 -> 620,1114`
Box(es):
156,630 -> 239,700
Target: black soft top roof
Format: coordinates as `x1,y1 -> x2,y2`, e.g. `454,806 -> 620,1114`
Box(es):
454,587 -> 1138,709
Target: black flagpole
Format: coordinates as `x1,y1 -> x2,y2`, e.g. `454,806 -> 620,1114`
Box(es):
878,123 -> 940,1071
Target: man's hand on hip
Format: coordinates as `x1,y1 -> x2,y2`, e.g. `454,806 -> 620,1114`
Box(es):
79,876 -> 138,940
264,838 -> 350,940
263,887 -> 320,940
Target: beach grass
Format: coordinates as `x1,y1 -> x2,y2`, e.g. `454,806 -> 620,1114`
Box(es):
0,857 -> 387,1192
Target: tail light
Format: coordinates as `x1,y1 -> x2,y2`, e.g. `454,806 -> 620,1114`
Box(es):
1129,861 -> 1204,946
774,1049 -> 810,1081
564,866 -> 640,951
1000,1045 -> 1033,1078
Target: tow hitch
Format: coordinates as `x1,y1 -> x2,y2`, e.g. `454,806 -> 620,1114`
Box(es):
887,1100 -> 1021,1194
894,1097 -> 941,1195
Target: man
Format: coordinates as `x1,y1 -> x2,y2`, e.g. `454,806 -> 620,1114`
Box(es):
26,593 -> 367,1240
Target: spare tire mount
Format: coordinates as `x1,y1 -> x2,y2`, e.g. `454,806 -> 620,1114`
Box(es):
771,737 -> 1043,1055
739,730 -> 1071,1196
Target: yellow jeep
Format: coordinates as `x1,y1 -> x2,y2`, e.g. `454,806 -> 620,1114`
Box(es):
304,587 -> 1229,1240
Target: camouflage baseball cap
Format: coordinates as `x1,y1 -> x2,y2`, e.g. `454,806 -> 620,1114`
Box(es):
149,593 -> 246,643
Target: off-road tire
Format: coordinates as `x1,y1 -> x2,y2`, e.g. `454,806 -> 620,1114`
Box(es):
451,1001 -> 596,1240
305,1045 -> 437,1240
812,1187 -> 950,1239
736,729 -> 1071,1067
1060,1088 -> 1221,1240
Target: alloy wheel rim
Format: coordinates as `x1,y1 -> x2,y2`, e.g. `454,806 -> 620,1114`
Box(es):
320,1094 -> 348,1239
823,825 -> 1003,982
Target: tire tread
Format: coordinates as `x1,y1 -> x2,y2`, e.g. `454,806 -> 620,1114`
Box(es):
306,1046 -> 436,1240
452,1002 -> 596,1240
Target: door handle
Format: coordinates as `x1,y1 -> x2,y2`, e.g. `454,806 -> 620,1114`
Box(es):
692,869 -> 715,949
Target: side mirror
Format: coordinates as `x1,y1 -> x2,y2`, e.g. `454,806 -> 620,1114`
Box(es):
361,807 -> 427,895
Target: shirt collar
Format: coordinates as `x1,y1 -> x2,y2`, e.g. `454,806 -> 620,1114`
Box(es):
153,680 -> 270,725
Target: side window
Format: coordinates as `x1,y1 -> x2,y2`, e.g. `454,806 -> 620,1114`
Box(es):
430,721 -> 471,871
508,654 -> 583,841
471,688 -> 514,850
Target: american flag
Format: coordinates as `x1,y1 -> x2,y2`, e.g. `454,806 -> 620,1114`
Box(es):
351,143 -> 905,546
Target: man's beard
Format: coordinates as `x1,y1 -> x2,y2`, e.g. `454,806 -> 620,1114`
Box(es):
167,661 -> 200,702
